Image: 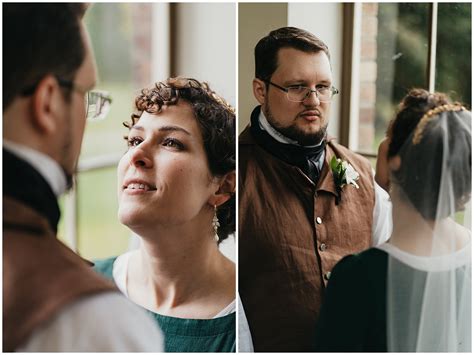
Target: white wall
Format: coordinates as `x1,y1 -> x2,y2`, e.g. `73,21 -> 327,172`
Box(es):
238,3 -> 288,132
174,3 -> 236,107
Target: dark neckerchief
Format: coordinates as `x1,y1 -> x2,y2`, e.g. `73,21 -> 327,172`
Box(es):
3,148 -> 61,233
249,106 -> 326,184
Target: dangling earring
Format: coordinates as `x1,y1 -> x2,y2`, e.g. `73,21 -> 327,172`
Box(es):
212,205 -> 220,242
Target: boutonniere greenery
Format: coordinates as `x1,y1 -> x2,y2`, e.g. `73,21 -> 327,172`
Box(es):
330,156 -> 360,205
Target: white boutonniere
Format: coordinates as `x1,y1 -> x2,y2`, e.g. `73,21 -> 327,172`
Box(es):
330,156 -> 360,204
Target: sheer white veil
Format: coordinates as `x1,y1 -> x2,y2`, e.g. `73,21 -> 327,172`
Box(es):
381,105 -> 471,352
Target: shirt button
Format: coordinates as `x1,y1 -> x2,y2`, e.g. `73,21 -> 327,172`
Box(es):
324,271 -> 332,280
320,243 -> 327,251
316,217 -> 322,224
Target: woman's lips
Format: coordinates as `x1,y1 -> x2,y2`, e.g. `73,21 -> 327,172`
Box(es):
122,179 -> 157,194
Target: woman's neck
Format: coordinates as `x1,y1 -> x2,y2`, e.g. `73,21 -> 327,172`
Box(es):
389,191 -> 469,256
126,221 -> 235,318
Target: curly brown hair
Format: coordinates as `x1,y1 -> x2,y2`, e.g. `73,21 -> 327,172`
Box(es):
124,77 -> 236,242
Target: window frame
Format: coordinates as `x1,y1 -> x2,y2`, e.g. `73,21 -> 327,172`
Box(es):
340,2 -> 440,160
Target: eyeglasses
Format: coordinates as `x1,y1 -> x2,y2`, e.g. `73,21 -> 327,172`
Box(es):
21,76 -> 112,121
84,90 -> 112,121
265,80 -> 339,103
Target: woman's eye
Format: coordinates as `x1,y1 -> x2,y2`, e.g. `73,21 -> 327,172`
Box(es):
162,138 -> 184,149
127,137 -> 142,147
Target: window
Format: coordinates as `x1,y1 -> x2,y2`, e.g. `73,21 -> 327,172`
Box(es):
353,3 -> 471,157
58,3 -> 153,259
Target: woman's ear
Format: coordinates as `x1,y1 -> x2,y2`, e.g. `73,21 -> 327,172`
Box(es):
388,155 -> 401,172
31,75 -> 62,134
208,171 -> 236,207
253,78 -> 266,105
375,137 -> 391,192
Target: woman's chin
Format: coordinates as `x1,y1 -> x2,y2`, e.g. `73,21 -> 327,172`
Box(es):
118,208 -> 145,228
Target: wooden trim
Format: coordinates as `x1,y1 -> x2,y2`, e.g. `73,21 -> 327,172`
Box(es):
169,3 -> 177,77
339,3 -> 355,148
355,151 -> 377,159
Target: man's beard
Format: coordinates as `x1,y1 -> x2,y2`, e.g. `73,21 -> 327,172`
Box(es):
263,104 -> 328,146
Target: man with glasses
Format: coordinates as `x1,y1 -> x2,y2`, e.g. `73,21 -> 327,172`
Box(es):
239,27 -> 391,351
3,4 -> 162,351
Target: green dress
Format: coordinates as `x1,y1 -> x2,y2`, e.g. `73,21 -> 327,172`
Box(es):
93,257 -> 236,353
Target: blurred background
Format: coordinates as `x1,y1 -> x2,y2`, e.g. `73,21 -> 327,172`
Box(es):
239,2 -> 471,163
58,3 -> 236,261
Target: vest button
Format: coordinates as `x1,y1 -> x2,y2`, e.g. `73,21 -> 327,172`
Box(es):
316,217 -> 322,224
324,271 -> 331,280
320,243 -> 327,251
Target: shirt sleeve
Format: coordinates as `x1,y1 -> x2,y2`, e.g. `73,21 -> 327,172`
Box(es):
17,291 -> 164,352
238,293 -> 254,352
372,171 -> 392,246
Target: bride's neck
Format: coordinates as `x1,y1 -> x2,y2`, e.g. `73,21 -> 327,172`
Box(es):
389,194 -> 468,256
390,198 -> 434,256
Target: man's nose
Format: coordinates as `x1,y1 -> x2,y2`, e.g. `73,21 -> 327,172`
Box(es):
303,90 -> 321,106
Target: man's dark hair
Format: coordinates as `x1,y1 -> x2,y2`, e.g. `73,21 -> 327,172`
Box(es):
125,77 -> 236,243
254,26 -> 331,81
3,3 -> 87,111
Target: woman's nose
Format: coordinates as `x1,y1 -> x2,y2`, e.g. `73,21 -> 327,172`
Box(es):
129,145 -> 153,169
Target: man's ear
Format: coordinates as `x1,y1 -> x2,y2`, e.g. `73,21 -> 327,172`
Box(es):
31,75 -> 62,134
208,171 -> 236,207
253,78 -> 267,105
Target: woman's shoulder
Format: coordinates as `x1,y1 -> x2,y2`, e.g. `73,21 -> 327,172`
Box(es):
331,248 -> 388,281
93,256 -> 119,280
336,247 -> 387,268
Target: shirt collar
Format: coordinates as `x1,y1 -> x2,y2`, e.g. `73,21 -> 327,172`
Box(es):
3,140 -> 67,197
258,109 -> 324,148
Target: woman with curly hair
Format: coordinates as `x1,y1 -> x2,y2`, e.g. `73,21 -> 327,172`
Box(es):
94,77 -> 236,352
314,88 -> 471,352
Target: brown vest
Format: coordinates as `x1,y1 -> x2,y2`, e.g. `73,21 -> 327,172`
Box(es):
239,125 -> 374,351
3,197 -> 116,351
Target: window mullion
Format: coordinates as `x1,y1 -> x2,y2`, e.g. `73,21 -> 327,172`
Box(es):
427,3 -> 438,92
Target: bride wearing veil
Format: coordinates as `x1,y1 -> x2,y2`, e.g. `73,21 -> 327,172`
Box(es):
314,88 -> 471,352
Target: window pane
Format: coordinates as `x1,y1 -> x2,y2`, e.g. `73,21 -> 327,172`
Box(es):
76,167 -> 130,259
358,3 -> 430,153
81,3 -> 143,160
57,167 -> 130,260
435,3 -> 471,107
58,4 -> 153,259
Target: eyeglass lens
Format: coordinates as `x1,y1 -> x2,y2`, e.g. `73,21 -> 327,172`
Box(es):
287,87 -> 334,102
86,91 -> 111,121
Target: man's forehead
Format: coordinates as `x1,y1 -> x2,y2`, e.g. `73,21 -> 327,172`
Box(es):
274,48 -> 332,81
